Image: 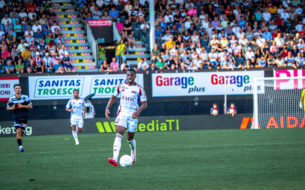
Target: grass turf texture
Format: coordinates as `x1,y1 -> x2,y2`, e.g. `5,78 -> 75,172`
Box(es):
0,129 -> 305,190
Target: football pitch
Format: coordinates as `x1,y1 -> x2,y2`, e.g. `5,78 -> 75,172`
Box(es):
0,129 -> 305,190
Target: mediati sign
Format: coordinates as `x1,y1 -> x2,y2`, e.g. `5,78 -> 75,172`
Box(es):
28,74 -> 144,100
152,71 -> 264,97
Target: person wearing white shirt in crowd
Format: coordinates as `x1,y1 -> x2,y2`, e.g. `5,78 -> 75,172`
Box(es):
275,56 -> 286,67
120,61 -> 129,71
274,33 -> 285,48
245,48 -> 255,60
96,0 -> 104,7
19,8 -> 27,19
24,27 -> 34,37
1,14 -> 11,26
51,22 -> 60,33
280,9 -> 290,22
256,35 -> 266,48
137,58 -> 150,71
32,21 -> 42,33
0,0 -> 5,9
28,10 -> 37,20
238,34 -> 249,46
295,21 -> 303,33
263,8 -> 272,22
192,56 -> 202,69
59,45 -> 68,59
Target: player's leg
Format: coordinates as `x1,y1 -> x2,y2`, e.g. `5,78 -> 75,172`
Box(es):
127,132 -> 136,163
16,127 -> 24,152
14,120 -> 24,152
127,117 -> 138,163
77,119 -> 83,133
108,125 -> 125,167
71,118 -> 79,145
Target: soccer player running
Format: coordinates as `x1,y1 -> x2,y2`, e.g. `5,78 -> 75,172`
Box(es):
6,84 -> 32,152
65,89 -> 86,145
106,68 -> 147,167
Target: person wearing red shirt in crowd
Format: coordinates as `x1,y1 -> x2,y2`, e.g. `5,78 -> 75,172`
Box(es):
26,1 -> 36,13
281,47 -> 291,59
274,14 -> 284,28
1,46 -> 10,59
299,26 -> 305,38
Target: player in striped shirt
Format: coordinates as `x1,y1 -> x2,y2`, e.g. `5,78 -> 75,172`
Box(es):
6,84 -> 32,152
106,68 -> 147,167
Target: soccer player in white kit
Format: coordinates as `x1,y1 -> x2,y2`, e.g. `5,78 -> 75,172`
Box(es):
106,69 -> 147,167
65,89 -> 86,145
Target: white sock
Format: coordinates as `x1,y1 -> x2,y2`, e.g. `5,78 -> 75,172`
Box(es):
113,133 -> 123,162
72,130 -> 78,142
128,139 -> 136,160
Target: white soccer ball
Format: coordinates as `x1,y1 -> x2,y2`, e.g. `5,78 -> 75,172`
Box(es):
119,155 -> 133,167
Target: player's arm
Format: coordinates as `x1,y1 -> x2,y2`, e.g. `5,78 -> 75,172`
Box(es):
105,95 -> 116,120
65,100 -> 73,112
6,98 -> 15,110
132,100 -> 147,119
83,103 -> 87,118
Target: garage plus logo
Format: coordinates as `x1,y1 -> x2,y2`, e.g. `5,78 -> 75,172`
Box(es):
155,75 -> 205,94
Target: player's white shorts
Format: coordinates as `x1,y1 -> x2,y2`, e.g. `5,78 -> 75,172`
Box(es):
70,117 -> 84,128
115,114 -> 138,132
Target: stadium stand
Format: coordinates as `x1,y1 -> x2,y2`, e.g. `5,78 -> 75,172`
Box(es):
0,0 -> 305,74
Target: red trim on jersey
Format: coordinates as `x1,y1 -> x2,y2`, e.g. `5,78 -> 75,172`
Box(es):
117,84 -> 121,94
139,88 -> 142,96
117,106 -> 121,117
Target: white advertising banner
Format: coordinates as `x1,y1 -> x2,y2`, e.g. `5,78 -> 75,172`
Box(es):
28,74 -> 144,100
274,69 -> 305,90
0,77 -> 19,101
152,71 -> 264,97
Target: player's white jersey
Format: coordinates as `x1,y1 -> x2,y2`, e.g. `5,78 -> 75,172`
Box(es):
66,98 -> 85,118
114,82 -> 147,116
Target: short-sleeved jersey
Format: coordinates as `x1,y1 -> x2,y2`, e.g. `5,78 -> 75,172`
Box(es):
66,98 -> 85,118
114,82 -> 147,116
7,94 -> 32,121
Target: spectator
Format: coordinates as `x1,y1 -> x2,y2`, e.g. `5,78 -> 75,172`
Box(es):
109,7 -> 119,20
210,103 -> 219,116
51,21 -> 60,33
100,59 -> 111,72
98,46 -> 106,67
34,52 -> 44,73
43,52 -> 53,73
120,61 -> 129,71
15,59 -> 24,74
5,59 -> 15,74
26,59 -> 36,73
53,59 -> 64,74
227,103 -> 237,117
137,58 -> 150,71
115,40 -> 126,64
110,57 -> 119,72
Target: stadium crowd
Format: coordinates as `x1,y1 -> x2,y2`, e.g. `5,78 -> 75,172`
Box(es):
1,0 -> 305,74
86,0 -> 305,72
0,0 -> 75,74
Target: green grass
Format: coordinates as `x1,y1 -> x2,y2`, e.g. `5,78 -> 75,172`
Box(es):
0,129 -> 305,190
